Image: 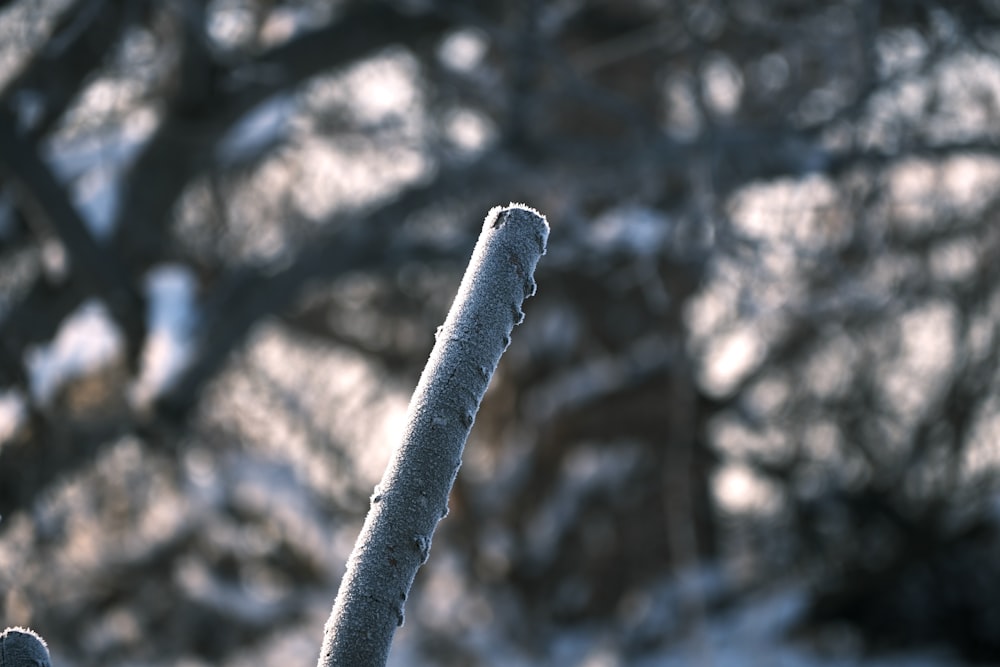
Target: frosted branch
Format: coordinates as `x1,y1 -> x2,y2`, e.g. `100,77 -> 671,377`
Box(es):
317,204 -> 549,667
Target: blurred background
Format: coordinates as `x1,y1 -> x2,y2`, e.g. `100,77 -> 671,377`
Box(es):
1,0 -> 999,665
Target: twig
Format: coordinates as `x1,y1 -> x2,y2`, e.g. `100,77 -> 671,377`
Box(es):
317,204 -> 548,667
0,627 -> 52,667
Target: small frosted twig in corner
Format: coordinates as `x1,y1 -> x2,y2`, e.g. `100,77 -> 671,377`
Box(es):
1,627 -> 53,667
317,204 -> 549,667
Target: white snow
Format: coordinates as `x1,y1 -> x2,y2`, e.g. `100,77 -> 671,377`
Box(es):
0,389 -> 26,445
43,112 -> 156,239
129,265 -> 199,408
215,95 -> 293,166
588,206 -> 672,256
25,299 -> 123,404
438,29 -> 488,72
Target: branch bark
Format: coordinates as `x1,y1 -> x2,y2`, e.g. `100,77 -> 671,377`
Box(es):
0,107 -> 146,366
317,204 -> 548,667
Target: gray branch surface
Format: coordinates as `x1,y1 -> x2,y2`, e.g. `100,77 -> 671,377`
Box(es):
317,204 -> 549,667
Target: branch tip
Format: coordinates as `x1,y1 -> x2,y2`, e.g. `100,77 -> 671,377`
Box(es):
485,202 -> 549,235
